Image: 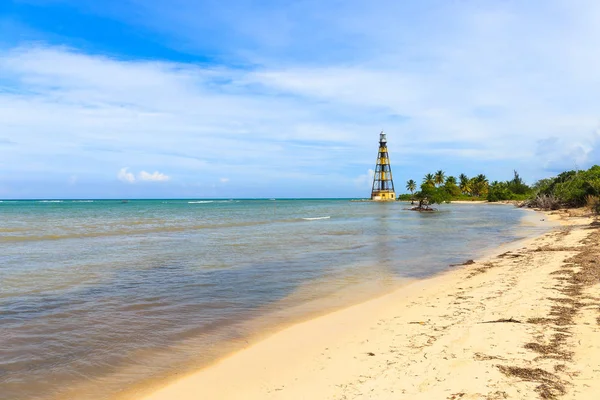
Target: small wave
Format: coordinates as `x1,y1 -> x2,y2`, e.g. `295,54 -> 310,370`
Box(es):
302,216 -> 331,221
188,201 -> 214,204
72,200 -> 94,203
38,200 -> 63,203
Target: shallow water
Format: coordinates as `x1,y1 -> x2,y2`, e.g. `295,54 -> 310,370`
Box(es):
0,199 -> 551,399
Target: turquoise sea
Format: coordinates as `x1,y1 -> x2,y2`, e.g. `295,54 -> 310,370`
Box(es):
0,199 -> 550,400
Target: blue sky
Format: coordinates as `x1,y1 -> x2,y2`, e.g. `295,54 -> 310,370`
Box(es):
1,0 -> 599,198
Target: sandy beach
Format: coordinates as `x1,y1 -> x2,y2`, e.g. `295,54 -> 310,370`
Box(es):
139,209 -> 600,400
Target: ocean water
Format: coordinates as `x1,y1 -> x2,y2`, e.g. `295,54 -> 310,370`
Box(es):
0,199 -> 550,400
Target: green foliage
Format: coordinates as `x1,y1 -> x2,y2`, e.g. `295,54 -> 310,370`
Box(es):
533,165 -> 600,207
434,170 -> 446,187
443,180 -> 461,197
507,170 -> 530,195
469,174 -> 489,197
532,178 -> 554,193
487,172 -> 532,202
423,173 -> 435,187
459,173 -> 470,194
400,170 -> 534,204
406,179 -> 417,194
487,182 -> 512,202
415,182 -> 451,205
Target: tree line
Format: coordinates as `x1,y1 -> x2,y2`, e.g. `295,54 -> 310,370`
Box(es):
398,166 -> 600,215
399,170 -> 494,209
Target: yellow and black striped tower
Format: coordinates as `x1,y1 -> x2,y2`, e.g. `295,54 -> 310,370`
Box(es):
371,131 -> 396,201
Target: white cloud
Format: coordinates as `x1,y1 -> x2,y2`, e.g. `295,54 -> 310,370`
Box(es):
354,169 -> 374,188
3,0 -> 600,197
117,168 -> 170,184
117,167 -> 136,183
139,170 -> 170,182
219,177 -> 230,183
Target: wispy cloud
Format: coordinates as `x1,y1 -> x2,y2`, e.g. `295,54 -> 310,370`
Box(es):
139,170 -> 170,182
1,1 -> 600,198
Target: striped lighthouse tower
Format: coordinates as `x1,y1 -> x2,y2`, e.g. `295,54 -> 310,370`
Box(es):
370,131 -> 396,201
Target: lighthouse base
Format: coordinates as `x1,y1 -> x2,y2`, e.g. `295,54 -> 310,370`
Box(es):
371,191 -> 396,201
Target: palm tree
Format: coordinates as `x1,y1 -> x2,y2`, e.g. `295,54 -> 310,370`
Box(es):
406,179 -> 416,195
423,173 -> 435,187
478,174 -> 489,196
445,176 -> 457,185
470,174 -> 489,197
406,179 -> 417,204
434,170 -> 446,187
459,173 -> 470,195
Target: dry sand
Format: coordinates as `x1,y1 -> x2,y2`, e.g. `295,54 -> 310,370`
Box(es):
139,209 -> 600,400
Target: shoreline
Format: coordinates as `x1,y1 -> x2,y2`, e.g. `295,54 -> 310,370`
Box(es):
135,208 -> 600,400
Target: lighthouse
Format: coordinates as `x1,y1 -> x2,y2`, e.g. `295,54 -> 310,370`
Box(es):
370,131 -> 396,201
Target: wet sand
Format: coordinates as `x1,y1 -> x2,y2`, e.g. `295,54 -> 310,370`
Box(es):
138,209 -> 600,400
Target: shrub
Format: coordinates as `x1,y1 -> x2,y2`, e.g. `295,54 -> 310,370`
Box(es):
530,165 -> 600,208
528,194 -> 561,210
487,181 -> 532,202
586,195 -> 600,215
443,181 -> 461,197
487,182 -> 512,202
414,183 -> 451,207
